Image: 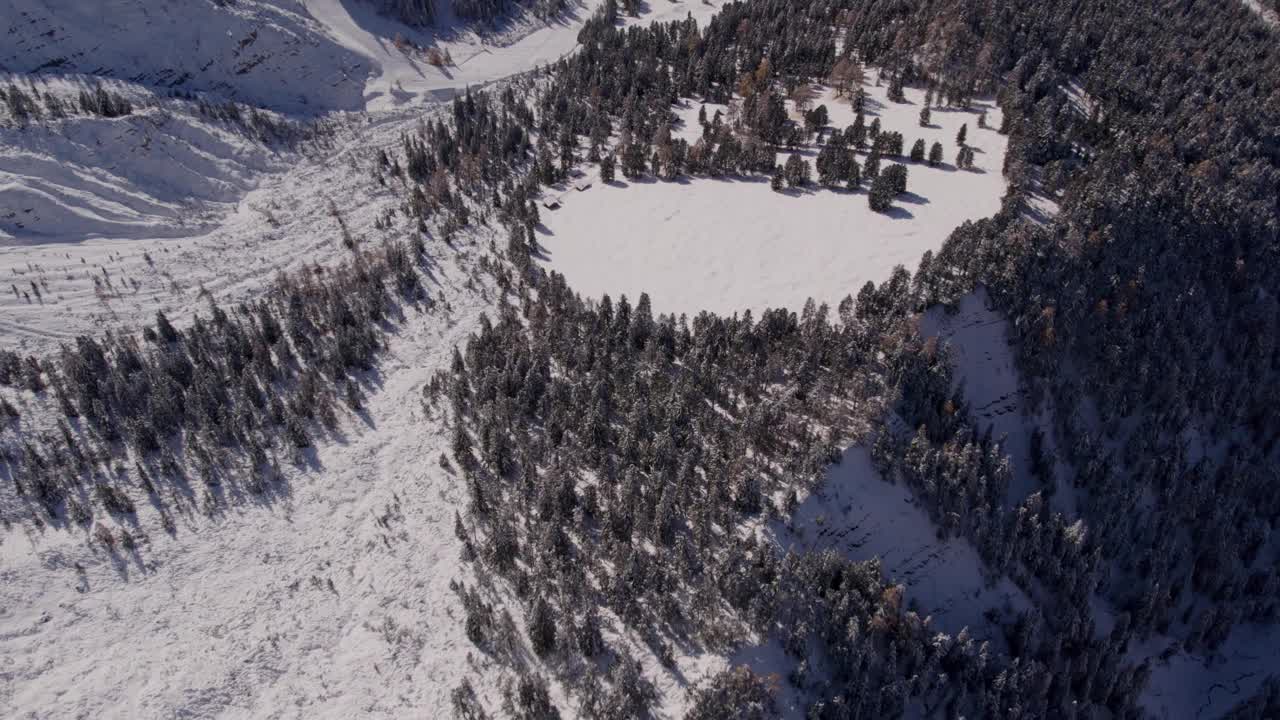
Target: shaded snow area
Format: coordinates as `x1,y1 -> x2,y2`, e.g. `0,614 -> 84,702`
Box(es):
725,446 -> 1032,720
919,288 -> 1066,509
0,0 -> 369,113
537,82 -> 1007,317
1141,623 -> 1280,720
777,447 -> 1030,645
923,291 -> 1280,719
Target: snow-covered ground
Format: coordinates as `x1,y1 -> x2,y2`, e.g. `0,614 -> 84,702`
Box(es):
777,446 -> 1031,645
0,0 -> 731,354
0,0 -> 369,113
1,75 -> 302,243
918,289 -> 1067,508
1141,623 -> 1280,720
537,82 -> 1007,317
306,0 -> 731,111
0,102 -> 419,355
0,245 -> 500,718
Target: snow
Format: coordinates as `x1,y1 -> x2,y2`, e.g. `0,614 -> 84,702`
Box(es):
0,5 -> 781,718
537,82 -> 1007,317
1242,0 -> 1280,27
0,103 -> 414,355
0,0 -> 369,113
1141,623 -> 1280,719
1,76 -> 294,243
0,251 -> 499,717
304,0 -> 732,111
0,0 -> 734,355
918,288 -> 1068,509
776,446 -> 1031,646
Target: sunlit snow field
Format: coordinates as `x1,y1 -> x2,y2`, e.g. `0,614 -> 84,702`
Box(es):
538,80 -> 1007,316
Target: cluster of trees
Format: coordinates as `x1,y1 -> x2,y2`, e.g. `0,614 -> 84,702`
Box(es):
1,82 -> 132,124
848,0 -> 1280,661
1,238 -> 427,532
437,236 -> 1149,716
372,0 -> 567,27
412,0 -> 1278,709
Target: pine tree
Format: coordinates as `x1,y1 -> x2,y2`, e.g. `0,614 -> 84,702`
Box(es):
528,596 -> 557,657
865,146 -> 881,179
869,172 -> 895,212
956,122 -> 968,146
928,141 -> 944,167
845,155 -> 862,189
919,106 -> 931,127
770,165 -> 784,191
910,138 -> 926,162
850,112 -> 867,148
883,164 -> 908,195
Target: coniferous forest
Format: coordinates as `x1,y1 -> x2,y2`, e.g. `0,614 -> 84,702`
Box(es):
1,0 -> 1278,717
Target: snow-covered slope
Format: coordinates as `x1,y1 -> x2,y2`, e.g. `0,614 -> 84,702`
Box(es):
1,75 -> 303,243
918,289 -> 1064,508
0,245 -> 496,718
305,0 -> 730,111
0,0 -> 369,113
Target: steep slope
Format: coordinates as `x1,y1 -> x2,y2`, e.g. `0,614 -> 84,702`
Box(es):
1,75 -> 310,243
0,0 -> 368,113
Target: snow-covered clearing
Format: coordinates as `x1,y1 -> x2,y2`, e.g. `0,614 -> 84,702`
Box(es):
0,0 -> 731,354
537,82 -> 1007,317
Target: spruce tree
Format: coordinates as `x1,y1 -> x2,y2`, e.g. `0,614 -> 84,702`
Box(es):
928,141 -> 944,167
